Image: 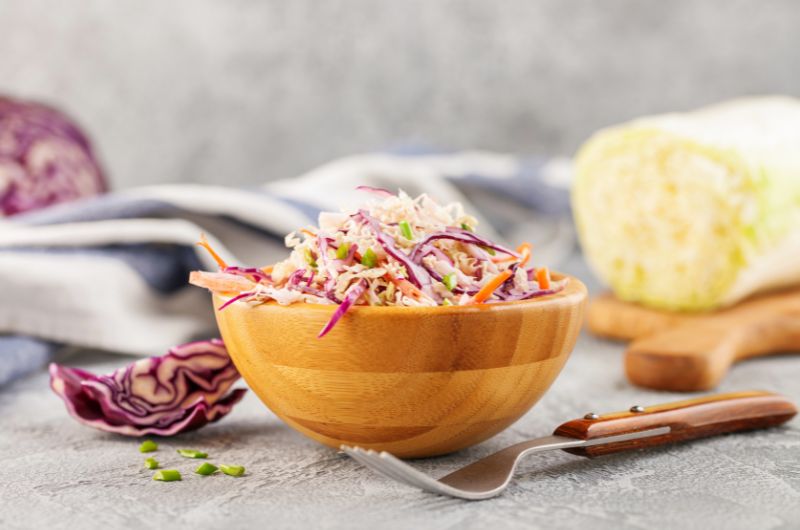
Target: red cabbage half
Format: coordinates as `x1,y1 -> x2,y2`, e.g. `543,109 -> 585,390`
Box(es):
0,96 -> 107,216
49,339 -> 246,437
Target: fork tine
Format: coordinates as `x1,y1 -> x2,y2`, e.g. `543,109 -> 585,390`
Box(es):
358,449 -> 452,495
344,447 -> 416,486
356,448 -> 440,493
342,446 -> 489,500
374,451 -> 453,494
356,449 -> 423,487
341,446 -> 382,472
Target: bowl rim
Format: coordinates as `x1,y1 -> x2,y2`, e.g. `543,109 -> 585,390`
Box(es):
213,271 -> 586,315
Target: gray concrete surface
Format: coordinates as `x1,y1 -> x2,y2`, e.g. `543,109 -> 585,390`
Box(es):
1,1 -> 799,189
1,327 -> 798,529
3,3 -> 800,527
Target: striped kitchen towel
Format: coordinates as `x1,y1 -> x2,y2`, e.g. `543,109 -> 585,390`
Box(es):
0,151 -> 573,387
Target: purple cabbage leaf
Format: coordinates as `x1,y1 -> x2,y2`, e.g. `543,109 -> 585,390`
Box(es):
49,339 -> 246,436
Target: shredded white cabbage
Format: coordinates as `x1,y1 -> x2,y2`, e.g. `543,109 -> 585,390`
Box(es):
192,188 -> 565,336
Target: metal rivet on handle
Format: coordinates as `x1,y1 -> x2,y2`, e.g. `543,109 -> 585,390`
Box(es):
584,412 -> 600,420
630,405 -> 646,413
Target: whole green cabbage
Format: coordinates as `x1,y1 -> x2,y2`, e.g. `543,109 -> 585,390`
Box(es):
573,97 -> 800,311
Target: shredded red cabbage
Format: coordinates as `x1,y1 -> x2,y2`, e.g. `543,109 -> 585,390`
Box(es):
501,285 -> 563,301
317,237 -> 339,296
218,291 -> 253,311
318,279 -> 367,338
426,245 -> 453,265
412,229 -> 520,261
223,266 -> 271,283
287,268 -> 308,286
357,210 -> 434,295
299,284 -> 328,298
355,185 -> 395,198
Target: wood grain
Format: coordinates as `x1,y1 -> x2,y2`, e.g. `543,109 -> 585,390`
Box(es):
586,289 -> 800,391
587,292 -> 696,341
214,273 -> 587,458
553,391 -> 797,457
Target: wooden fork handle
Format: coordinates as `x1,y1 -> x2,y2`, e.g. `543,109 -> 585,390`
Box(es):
553,391 -> 797,457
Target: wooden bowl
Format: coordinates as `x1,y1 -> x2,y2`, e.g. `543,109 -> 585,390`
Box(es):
213,273 -> 587,458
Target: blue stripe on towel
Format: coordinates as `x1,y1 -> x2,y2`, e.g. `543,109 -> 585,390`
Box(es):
0,336 -> 57,388
11,195 -> 180,226
2,244 -> 204,293
459,158 -> 570,215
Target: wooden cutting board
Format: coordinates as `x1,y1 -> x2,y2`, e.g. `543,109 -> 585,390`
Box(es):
587,288 -> 800,391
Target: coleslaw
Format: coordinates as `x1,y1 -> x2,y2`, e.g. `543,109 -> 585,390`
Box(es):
190,187 -> 566,337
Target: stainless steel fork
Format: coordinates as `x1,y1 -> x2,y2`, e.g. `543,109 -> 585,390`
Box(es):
340,391 -> 797,500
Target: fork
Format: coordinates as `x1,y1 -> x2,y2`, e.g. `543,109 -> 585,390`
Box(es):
341,391 -> 796,500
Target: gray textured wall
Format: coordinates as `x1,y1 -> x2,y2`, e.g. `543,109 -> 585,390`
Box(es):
1,0 -> 799,188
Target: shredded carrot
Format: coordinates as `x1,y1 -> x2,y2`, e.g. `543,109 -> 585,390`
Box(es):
536,267 -> 551,290
196,233 -> 228,269
491,242 -> 532,264
517,242 -> 532,267
383,273 -> 425,300
260,265 -> 274,274
472,270 -> 513,304
301,229 -> 316,238
189,270 -> 255,294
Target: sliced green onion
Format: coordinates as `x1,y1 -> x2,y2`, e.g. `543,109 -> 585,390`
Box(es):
304,248 -> 318,268
399,220 -> 414,240
194,462 -> 219,476
482,246 -> 497,256
460,223 -> 472,232
139,440 -> 158,453
144,457 -> 159,470
336,242 -> 350,260
361,247 -> 378,268
443,273 -> 457,291
153,470 -> 182,482
219,464 -> 245,477
442,298 -> 453,306
177,449 -> 208,459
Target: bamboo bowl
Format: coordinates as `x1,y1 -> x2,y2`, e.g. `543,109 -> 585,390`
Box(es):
213,273 -> 586,458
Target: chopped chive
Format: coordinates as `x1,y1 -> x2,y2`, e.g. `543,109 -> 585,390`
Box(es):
177,449 -> 208,459
442,273 -> 457,291
144,457 -> 160,470
153,469 -> 182,482
361,247 -> 378,268
460,223 -> 472,231
304,248 -> 318,268
442,298 -> 453,306
336,242 -> 350,260
194,462 -> 219,476
139,440 -> 158,453
219,464 -> 245,477
399,220 -> 414,240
